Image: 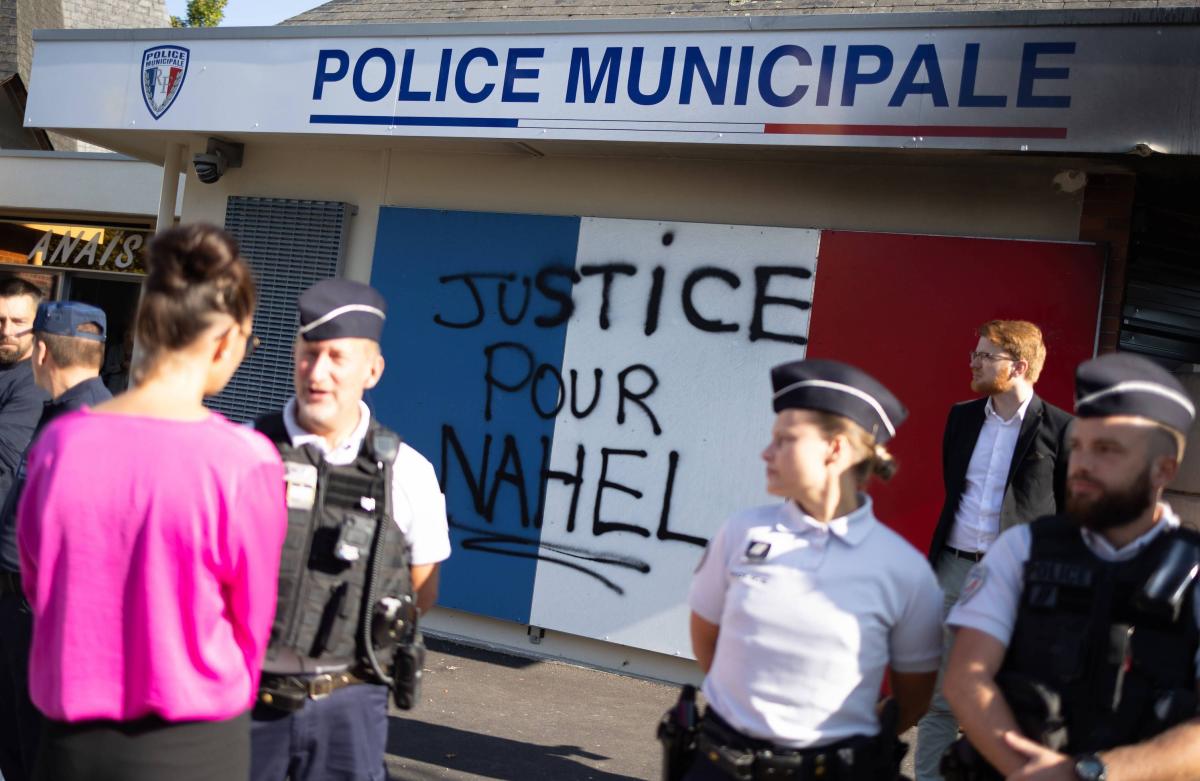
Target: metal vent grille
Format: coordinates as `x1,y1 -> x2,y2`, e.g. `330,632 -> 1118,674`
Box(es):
206,197 -> 353,422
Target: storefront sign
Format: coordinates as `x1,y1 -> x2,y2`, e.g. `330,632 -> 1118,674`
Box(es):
25,20 -> 1200,153
0,221 -> 149,274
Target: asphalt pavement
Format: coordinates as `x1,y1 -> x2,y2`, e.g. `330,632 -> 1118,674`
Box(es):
386,637 -> 679,780
385,638 -> 920,781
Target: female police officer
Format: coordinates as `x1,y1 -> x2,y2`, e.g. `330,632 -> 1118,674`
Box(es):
685,359 -> 943,780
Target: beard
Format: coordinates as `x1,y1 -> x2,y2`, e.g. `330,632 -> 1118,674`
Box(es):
971,364 -> 1013,396
1066,464 -> 1155,532
0,337 -> 30,365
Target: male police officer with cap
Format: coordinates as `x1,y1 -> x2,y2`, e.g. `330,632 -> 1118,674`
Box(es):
250,279 -> 450,781
943,353 -> 1200,781
0,301 -> 110,781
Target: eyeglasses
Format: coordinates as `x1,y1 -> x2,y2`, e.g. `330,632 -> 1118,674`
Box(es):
969,351 -> 1015,364
219,326 -> 261,359
245,333 -> 261,358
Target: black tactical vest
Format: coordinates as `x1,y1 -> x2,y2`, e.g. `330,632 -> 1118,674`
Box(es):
255,412 -> 415,683
1001,516 -> 1200,753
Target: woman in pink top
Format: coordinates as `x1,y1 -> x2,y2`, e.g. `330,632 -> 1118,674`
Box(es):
17,224 -> 287,781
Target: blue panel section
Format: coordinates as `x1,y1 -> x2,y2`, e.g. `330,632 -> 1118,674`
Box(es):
370,208 -> 580,624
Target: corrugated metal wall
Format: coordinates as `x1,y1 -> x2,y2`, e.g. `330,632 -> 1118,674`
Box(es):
1120,178 -> 1200,367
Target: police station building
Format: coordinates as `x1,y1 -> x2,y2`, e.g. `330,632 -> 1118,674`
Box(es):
22,0 -> 1200,681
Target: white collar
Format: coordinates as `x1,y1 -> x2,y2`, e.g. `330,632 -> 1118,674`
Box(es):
779,494 -> 877,546
282,397 -> 372,462
1080,502 -> 1181,562
985,393 -> 1034,425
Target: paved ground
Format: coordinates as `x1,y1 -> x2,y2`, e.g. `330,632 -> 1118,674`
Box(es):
386,638 -> 678,780
384,638 -> 920,780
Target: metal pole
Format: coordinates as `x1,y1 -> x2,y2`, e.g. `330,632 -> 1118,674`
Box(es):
155,141 -> 186,233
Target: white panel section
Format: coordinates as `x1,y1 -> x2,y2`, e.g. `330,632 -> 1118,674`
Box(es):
22,26 -> 1200,153
528,217 -> 819,656
0,153 -> 174,217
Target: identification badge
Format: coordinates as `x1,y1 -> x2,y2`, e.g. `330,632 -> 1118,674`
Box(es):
745,540 -> 771,560
283,462 -> 318,510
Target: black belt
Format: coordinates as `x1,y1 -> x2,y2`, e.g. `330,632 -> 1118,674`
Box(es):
258,670 -> 366,712
945,546 -> 986,562
696,710 -> 883,781
0,570 -> 21,598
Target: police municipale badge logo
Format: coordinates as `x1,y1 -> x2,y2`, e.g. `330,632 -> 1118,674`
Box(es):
141,45 -> 190,119
957,564 -> 988,605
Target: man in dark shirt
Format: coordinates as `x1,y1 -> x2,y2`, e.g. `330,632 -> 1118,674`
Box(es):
0,301 -> 110,781
0,278 -> 49,520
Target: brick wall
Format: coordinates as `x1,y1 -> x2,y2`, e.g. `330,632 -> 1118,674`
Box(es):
17,0 -> 61,86
0,0 -> 17,82
61,0 -> 167,30
1078,174 -> 1137,355
287,0 -> 1200,25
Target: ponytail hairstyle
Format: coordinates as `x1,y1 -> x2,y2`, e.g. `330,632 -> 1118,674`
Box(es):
133,224 -> 255,380
812,411 -> 898,485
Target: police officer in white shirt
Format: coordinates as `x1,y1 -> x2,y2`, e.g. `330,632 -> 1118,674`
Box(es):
250,279 -> 451,781
684,359 -> 943,781
943,353 -> 1200,781
918,321 -> 1072,780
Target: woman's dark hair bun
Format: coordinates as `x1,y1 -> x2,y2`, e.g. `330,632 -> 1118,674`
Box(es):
146,224 -> 244,294
133,224 -> 256,380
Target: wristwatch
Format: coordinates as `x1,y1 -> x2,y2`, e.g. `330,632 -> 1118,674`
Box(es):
1073,753 -> 1107,781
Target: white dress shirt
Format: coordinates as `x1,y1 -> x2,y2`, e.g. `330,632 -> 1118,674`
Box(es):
946,395 -> 1033,554
282,398 -> 451,566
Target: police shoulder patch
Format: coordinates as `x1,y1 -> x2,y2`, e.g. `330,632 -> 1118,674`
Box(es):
957,564 -> 988,605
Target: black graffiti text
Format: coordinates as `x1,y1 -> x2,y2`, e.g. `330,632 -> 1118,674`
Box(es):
441,424 -> 705,548
482,341 -> 662,435
432,263 -> 812,346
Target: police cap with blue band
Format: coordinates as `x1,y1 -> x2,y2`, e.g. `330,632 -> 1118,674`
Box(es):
34,301 -> 106,342
1075,353 -> 1195,435
298,279 -> 387,343
771,359 -> 907,444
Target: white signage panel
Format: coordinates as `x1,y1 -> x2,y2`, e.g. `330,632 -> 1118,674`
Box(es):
26,23 -> 1200,152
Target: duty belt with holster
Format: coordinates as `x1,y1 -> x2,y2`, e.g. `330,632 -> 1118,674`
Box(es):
254,412 -> 425,713
258,669 -> 367,712
658,688 -> 908,781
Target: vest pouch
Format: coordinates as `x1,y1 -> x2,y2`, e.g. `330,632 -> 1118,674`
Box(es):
996,671 -> 1069,751
1018,562 -> 1093,683
1133,535 -> 1200,623
333,512 -> 377,564
391,629 -> 425,710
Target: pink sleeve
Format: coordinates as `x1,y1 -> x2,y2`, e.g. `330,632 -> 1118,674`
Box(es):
223,452 -> 287,700
16,439 -> 50,603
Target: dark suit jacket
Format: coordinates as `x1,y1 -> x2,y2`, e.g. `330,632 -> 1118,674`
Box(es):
927,394 -> 1073,564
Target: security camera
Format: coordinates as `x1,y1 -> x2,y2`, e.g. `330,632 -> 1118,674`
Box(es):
192,137 -> 243,184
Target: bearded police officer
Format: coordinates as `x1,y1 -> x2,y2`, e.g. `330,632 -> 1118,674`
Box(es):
250,279 -> 450,781
942,353 -> 1200,781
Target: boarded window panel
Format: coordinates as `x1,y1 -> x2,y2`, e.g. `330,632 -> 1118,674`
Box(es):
206,197 -> 353,423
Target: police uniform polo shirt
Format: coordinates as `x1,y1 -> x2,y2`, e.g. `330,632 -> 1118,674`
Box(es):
947,503 -> 1200,669
689,496 -> 943,748
282,398 -> 451,566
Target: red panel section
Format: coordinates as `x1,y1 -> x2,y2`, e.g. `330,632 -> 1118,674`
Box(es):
763,124 -> 1068,139
806,231 -> 1105,553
